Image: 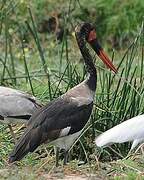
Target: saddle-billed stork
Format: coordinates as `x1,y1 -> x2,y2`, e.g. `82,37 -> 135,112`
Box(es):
95,114 -> 144,151
9,22 -> 117,166
0,86 -> 41,141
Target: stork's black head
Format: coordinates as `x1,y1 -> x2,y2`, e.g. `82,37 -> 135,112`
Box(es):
75,22 -> 117,73
75,22 -> 96,42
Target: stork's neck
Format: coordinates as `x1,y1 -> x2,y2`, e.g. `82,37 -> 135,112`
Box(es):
85,73 -> 97,92
78,40 -> 97,92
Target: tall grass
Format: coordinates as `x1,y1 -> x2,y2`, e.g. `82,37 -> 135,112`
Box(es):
93,21 -> 144,161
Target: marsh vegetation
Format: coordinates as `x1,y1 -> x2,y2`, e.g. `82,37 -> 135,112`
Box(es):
0,0 -> 144,179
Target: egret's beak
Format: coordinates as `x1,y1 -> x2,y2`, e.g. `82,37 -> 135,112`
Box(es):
88,30 -> 117,73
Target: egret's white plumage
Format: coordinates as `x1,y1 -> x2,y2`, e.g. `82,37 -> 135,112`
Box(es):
95,115 -> 144,150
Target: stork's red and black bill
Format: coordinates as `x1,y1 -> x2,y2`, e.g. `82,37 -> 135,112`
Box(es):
88,30 -> 117,73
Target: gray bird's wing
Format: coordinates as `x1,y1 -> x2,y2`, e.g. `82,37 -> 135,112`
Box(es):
0,86 -> 41,117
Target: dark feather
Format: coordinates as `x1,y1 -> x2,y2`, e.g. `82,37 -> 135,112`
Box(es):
9,97 -> 93,163
7,115 -> 31,120
27,97 -> 42,108
0,115 -> 4,120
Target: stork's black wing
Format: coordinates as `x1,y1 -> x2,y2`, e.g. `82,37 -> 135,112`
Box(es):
9,96 -> 93,163
29,97 -> 93,135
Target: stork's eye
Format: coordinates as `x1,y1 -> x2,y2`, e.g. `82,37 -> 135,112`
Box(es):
87,29 -> 97,42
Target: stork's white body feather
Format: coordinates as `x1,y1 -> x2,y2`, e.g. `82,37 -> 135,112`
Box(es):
65,79 -> 95,107
95,115 -> 144,150
51,130 -> 82,150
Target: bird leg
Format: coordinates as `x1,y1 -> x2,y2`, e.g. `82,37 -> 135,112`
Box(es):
135,143 -> 144,155
8,125 -> 17,143
63,150 -> 69,165
140,145 -> 144,155
55,147 -> 60,167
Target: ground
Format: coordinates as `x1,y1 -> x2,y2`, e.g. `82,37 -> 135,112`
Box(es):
1,153 -> 144,179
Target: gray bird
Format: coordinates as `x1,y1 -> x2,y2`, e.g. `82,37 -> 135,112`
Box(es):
0,86 -> 41,141
9,22 -> 117,166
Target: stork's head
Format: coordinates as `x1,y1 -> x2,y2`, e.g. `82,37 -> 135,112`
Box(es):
75,23 -> 117,73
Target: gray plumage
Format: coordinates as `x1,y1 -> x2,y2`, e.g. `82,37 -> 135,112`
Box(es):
0,86 -> 41,124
